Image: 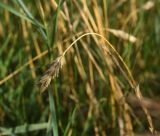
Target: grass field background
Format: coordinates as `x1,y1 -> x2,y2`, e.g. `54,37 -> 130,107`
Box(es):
0,0 -> 160,136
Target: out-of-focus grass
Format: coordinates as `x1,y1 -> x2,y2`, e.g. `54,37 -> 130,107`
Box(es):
0,0 -> 160,136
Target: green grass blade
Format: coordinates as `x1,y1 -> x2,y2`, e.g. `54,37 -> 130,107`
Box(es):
50,0 -> 65,50
16,0 -> 44,28
64,106 -> 77,136
0,122 -> 48,135
0,2 -> 35,25
16,0 -> 33,20
46,116 -> 52,136
16,0 -> 47,40
48,89 -> 58,136
0,1 -> 46,39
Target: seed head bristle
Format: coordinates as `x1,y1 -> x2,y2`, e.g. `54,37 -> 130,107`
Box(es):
37,56 -> 62,92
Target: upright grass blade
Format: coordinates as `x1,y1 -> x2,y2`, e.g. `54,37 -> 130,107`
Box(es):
48,89 -> 58,136
64,106 -> 77,136
47,0 -> 64,61
50,0 -> 65,51
50,1 -> 60,50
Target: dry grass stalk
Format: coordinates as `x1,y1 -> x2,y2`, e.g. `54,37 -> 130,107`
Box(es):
118,115 -> 125,136
50,0 -> 67,21
22,20 -> 36,79
0,50 -> 48,86
130,0 -> 137,25
123,0 -> 155,29
135,85 -> 155,134
37,32 -> 134,92
37,32 -> 156,134
127,95 -> 160,118
1,0 -> 158,135
0,22 -> 3,37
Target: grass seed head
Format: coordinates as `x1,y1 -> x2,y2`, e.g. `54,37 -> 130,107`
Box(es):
37,56 -> 62,92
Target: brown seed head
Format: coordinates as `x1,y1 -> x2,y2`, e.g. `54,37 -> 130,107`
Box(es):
37,56 -> 62,92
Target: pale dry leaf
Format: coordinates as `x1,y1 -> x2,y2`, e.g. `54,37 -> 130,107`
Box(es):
142,1 -> 154,11
108,28 -> 137,43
